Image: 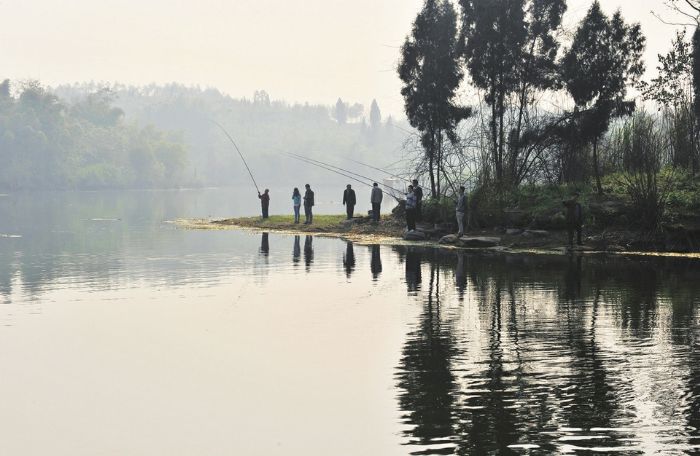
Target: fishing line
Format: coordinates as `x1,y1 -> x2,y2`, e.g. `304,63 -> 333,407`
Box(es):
287,152 -> 405,195
284,153 -> 403,202
343,157 -> 412,184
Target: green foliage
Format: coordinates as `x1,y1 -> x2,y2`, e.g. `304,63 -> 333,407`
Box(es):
421,196 -> 456,224
642,30 -> 693,108
0,80 -> 187,190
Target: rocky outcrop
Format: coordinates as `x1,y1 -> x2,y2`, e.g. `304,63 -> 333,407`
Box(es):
439,234 -> 459,245
403,230 -> 427,241
458,236 -> 501,248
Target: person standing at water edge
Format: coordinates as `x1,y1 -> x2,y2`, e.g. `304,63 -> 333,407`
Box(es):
303,184 -> 315,224
343,184 -> 356,220
292,188 -> 302,224
563,192 -> 583,247
412,179 -> 423,221
258,189 -> 270,219
455,186 -> 467,236
371,182 -> 383,222
405,185 -> 417,231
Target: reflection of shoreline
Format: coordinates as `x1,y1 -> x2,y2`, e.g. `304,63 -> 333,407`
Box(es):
176,220 -> 700,259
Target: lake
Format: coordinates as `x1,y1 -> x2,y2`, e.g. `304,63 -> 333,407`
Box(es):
1,188 -> 700,455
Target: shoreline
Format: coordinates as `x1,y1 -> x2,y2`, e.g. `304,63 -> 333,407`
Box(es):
175,215 -> 700,259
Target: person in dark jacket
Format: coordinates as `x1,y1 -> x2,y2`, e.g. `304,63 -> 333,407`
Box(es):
370,182 -> 383,222
342,184 -> 356,220
303,184 -> 315,224
258,189 -> 270,219
563,192 -> 583,247
412,179 -> 423,221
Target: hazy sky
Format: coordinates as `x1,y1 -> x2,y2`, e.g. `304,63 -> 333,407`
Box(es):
0,0 -> 693,117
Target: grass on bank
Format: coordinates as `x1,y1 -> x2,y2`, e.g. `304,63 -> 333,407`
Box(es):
211,213 -> 407,237
217,214 -> 348,230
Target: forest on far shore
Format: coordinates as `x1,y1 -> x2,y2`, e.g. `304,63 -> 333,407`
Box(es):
0,80 -> 408,191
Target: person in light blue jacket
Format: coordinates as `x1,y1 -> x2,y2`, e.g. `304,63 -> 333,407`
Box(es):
292,187 -> 302,224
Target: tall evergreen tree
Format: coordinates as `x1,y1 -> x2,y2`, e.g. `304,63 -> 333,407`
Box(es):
369,99 -> 382,131
334,98 -> 348,125
460,0 -> 566,186
0,79 -> 9,99
561,1 -> 645,193
398,0 -> 471,197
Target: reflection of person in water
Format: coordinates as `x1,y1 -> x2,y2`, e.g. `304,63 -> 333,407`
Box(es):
343,241 -> 355,278
370,245 -> 382,280
259,232 -> 269,257
405,248 -> 422,293
563,255 -> 582,301
455,252 -> 467,300
293,235 -> 301,265
303,235 -> 314,271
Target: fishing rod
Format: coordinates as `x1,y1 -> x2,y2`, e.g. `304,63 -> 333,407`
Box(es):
344,157 -> 412,184
284,153 -> 403,202
287,152 -> 406,195
209,119 -> 260,194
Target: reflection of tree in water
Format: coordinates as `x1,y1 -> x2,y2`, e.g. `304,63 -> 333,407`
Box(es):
370,245 -> 382,280
560,287 -> 623,433
396,262 -> 459,453
613,263 -> 659,335
454,279 -> 520,455
343,241 -> 355,278
303,235 -> 313,271
292,235 -> 301,265
259,232 -> 269,257
394,248 -> 679,454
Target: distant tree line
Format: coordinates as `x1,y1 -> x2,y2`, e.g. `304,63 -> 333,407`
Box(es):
0,80 -> 407,191
398,0 -> 700,229
0,80 -> 187,190
55,83 -> 407,187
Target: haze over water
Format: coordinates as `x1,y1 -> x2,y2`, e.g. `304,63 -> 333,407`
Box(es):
0,188 -> 699,455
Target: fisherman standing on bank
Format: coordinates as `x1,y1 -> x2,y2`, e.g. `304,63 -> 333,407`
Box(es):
405,185 -> 417,232
342,184 -> 356,220
455,186 -> 467,237
371,182 -> 383,222
258,189 -> 270,219
412,179 -> 423,221
563,192 -> 583,248
303,184 -> 315,224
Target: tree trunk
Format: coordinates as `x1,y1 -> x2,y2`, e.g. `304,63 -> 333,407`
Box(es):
593,137 -> 603,195
436,131 -> 442,197
490,88 -> 501,183
428,130 -> 437,198
497,81 -> 506,187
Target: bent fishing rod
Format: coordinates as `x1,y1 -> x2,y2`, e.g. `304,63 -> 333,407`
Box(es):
284,153 -> 403,202
209,119 -> 260,194
286,152 -> 406,195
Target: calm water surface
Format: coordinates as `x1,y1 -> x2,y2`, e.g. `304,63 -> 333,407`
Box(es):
1,189 -> 700,455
